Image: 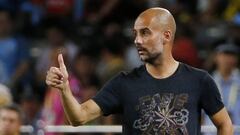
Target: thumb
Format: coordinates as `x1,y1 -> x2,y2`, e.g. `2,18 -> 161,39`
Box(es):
58,54 -> 66,70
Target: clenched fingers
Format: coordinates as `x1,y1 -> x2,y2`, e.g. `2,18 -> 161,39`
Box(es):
47,73 -> 62,80
46,80 -> 61,88
51,78 -> 63,84
49,67 -> 63,78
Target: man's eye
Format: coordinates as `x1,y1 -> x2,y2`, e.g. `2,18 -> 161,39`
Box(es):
133,32 -> 137,37
141,30 -> 150,36
142,31 -> 147,35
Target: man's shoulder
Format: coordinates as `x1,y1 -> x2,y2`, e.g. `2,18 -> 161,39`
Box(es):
103,65 -> 145,88
118,65 -> 145,79
180,63 -> 208,78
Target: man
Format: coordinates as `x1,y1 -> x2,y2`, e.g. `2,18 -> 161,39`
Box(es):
46,8 -> 233,134
0,104 -> 22,135
204,44 -> 240,135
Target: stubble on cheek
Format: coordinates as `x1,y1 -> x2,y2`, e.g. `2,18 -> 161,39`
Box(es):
155,37 -> 164,53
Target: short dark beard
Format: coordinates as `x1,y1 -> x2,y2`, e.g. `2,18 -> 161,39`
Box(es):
142,53 -> 162,65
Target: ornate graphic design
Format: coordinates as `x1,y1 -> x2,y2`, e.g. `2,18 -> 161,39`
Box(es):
133,93 -> 189,135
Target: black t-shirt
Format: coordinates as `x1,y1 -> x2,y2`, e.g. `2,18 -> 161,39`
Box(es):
92,63 -> 224,135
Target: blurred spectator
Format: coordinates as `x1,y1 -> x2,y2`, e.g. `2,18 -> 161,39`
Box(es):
203,43 -> 240,134
20,0 -> 45,26
0,104 -> 23,135
97,39 -> 125,83
18,0 -> 45,37
84,0 -> 119,24
71,50 -> 100,103
224,0 -> 240,22
97,22 -> 125,84
0,9 -> 30,102
197,0 -> 227,23
45,0 -> 73,16
0,84 -> 12,106
172,23 -> 201,68
20,90 -> 42,135
18,0 -> 83,37
0,0 -> 22,13
44,0 -> 84,34
41,87 -> 65,135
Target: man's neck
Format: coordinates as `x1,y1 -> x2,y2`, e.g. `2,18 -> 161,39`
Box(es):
145,55 -> 179,79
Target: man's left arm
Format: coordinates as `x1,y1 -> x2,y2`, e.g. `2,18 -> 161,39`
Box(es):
210,107 -> 233,135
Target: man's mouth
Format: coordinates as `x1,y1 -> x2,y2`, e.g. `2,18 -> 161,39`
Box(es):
137,47 -> 146,52
137,47 -> 146,54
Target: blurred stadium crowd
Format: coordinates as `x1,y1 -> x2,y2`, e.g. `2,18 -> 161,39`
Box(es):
0,0 -> 239,135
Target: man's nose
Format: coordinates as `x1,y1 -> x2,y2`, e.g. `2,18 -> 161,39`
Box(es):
134,36 -> 143,46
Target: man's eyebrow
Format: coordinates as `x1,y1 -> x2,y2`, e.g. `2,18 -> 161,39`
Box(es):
141,27 -> 150,32
132,27 -> 149,31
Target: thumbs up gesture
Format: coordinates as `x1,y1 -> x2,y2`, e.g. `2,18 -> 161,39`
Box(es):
46,54 -> 69,90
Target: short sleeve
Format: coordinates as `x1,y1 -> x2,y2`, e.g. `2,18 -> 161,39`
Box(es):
92,74 -> 122,116
200,73 -> 224,116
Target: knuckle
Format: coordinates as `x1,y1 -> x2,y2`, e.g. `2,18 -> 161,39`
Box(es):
46,80 -> 50,85
46,73 -> 50,77
47,70 -> 51,75
50,67 -> 57,71
46,75 -> 50,80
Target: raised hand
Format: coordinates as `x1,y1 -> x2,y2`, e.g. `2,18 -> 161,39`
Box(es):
46,54 -> 69,90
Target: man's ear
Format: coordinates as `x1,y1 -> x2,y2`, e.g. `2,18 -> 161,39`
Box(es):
163,30 -> 171,44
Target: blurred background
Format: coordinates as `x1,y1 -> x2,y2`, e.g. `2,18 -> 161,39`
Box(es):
0,0 -> 239,135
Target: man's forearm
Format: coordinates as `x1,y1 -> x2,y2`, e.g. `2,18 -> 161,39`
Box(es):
60,82 -> 86,126
46,54 -> 101,126
217,124 -> 234,135
210,107 -> 233,135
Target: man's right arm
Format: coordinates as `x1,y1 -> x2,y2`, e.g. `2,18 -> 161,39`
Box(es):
60,82 -> 102,126
46,54 -> 102,126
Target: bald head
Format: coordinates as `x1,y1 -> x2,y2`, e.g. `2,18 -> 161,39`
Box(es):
135,7 -> 176,40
